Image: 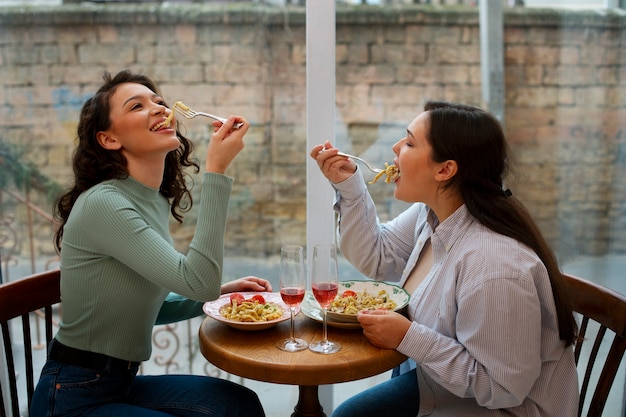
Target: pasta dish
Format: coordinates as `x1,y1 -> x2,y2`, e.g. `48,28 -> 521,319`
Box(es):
329,290 -> 397,314
152,101 -> 191,132
369,163 -> 399,184
220,300 -> 284,322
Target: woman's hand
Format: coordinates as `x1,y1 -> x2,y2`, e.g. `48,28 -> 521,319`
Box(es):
205,116 -> 249,174
221,276 -> 272,294
309,140 -> 357,184
357,309 -> 411,349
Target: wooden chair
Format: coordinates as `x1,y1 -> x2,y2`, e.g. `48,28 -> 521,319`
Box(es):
563,273 -> 626,417
0,269 -> 61,417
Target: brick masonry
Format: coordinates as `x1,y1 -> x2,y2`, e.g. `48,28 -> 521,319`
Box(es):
0,4 -> 624,262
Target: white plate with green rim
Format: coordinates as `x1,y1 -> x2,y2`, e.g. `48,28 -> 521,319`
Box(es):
326,280 -> 409,324
301,280 -> 409,327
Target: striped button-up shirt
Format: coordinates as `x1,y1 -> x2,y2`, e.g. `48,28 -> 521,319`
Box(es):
332,169 -> 578,417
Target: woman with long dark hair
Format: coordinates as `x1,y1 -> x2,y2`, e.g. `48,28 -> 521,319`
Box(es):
31,70 -> 268,417
311,101 -> 578,417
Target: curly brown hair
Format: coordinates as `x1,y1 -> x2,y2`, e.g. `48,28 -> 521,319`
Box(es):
53,70 -> 199,251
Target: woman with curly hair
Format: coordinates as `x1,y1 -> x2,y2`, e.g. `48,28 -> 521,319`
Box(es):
31,70 -> 268,417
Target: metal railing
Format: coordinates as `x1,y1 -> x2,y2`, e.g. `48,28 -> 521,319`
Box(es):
0,188 -> 58,283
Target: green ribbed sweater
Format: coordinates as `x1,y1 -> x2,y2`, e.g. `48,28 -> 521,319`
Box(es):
55,173 -> 232,361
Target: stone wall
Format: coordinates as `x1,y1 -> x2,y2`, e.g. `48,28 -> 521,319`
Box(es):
0,3 -> 624,261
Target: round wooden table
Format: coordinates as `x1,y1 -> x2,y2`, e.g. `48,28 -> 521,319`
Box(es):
199,313 -> 407,417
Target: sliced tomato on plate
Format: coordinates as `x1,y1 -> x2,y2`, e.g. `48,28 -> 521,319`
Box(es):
341,290 -> 357,298
229,293 -> 245,305
249,294 -> 266,304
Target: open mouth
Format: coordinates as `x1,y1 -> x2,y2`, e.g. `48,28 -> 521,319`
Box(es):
387,165 -> 400,182
369,163 -> 400,184
151,111 -> 174,132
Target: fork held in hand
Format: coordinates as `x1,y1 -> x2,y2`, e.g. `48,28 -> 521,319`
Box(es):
174,103 -> 244,129
336,152 -> 383,174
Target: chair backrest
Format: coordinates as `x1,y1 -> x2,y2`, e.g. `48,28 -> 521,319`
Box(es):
0,269 -> 61,417
563,273 -> 626,417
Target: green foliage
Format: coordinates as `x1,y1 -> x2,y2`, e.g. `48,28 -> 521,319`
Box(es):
0,140 -> 64,202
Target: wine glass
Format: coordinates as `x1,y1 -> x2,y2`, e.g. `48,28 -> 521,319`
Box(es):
276,245 -> 308,352
309,243 -> 341,354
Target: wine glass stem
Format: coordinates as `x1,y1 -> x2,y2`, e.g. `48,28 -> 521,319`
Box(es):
289,307 -> 296,341
322,308 -> 329,343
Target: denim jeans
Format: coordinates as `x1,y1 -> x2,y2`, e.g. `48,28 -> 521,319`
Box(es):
30,359 -> 265,417
331,368 -> 419,417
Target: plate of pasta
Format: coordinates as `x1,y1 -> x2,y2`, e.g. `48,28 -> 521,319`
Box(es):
326,281 -> 409,324
300,292 -> 362,329
203,292 -> 295,331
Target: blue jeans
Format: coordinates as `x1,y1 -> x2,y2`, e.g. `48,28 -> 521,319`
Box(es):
331,368 -> 419,417
30,359 -> 265,417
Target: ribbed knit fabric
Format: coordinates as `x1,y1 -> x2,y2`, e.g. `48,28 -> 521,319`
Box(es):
56,172 -> 233,362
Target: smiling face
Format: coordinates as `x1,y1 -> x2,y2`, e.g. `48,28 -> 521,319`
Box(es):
391,111 -> 452,205
96,82 -> 179,164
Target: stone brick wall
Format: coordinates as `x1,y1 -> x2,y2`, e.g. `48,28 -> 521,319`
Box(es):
0,4 -> 624,261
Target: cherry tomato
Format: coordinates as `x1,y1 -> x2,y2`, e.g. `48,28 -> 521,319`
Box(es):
250,294 -> 266,304
341,290 -> 357,298
229,293 -> 245,304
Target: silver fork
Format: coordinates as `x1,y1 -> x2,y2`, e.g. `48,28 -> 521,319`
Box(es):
337,151 -> 383,173
174,105 -> 244,129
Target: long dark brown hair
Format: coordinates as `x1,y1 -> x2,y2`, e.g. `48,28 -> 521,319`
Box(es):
424,101 -> 577,346
53,70 -> 199,251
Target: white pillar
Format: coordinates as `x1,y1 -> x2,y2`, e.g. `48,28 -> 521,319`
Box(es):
306,0 -> 336,413
479,0 -> 505,124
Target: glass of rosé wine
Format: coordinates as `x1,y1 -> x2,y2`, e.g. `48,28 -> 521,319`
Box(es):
309,243 -> 341,354
276,245 -> 308,352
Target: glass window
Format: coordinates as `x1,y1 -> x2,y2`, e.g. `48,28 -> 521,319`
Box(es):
1,1 -> 624,415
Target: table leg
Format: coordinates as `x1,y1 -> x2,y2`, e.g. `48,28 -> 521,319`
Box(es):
291,385 -> 327,417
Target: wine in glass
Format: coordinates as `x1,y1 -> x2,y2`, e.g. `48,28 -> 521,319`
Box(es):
309,243 -> 341,354
276,245 -> 308,352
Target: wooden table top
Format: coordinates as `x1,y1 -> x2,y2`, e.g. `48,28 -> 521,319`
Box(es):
199,312 -> 407,386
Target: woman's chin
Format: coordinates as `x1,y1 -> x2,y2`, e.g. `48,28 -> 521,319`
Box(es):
393,184 -> 403,200
394,181 -> 415,203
